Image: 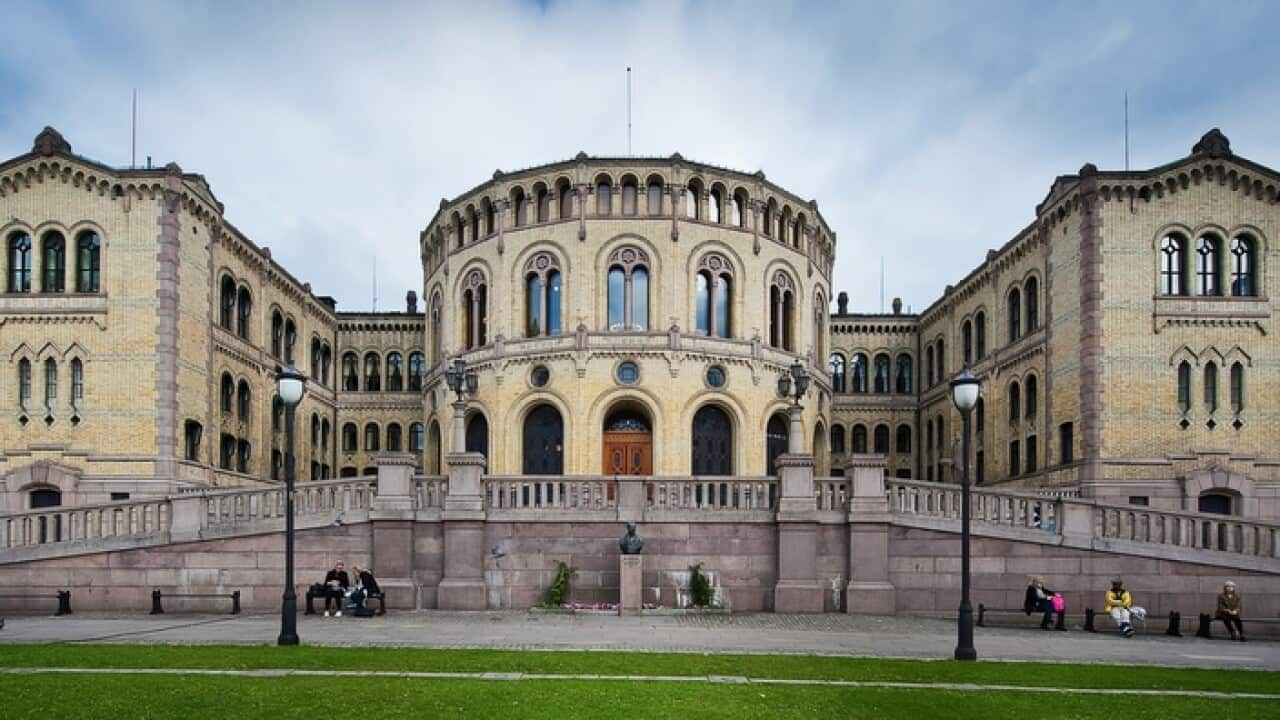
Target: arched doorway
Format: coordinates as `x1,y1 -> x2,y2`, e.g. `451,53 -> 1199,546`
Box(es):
1198,492 -> 1234,515
523,404 -> 564,475
691,405 -> 733,476
813,421 -> 828,475
766,413 -> 789,475
465,413 -> 489,462
602,404 -> 652,475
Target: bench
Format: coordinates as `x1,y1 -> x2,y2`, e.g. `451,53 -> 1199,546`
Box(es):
1196,613 -> 1279,639
0,590 -> 72,616
977,603 -> 1066,630
150,589 -> 240,615
304,585 -> 385,616
1084,608 -> 1182,636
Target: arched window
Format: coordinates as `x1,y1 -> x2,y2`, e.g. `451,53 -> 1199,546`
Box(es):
284,318 -> 296,363
925,345 -> 934,387
219,275 -> 236,329
646,177 -> 663,215
1008,381 -> 1021,423
465,414 -> 489,459
342,423 -> 357,453
732,191 -> 746,228
621,177 -> 638,216
895,425 -> 912,453
606,247 -> 650,331
691,405 -> 733,475
512,187 -> 528,227
595,177 -> 612,216
7,232 -> 32,292
1203,362 -> 1218,413
830,425 -> 846,453
236,379 -> 251,421
518,404 -> 564,475
1025,276 -> 1039,332
936,339 -> 945,381
874,424 -> 890,454
962,320 -> 973,365
409,422 -> 425,453
829,353 -> 846,393
925,420 -> 933,452
873,354 -> 891,393
685,180 -> 702,220
762,201 -> 774,237
321,344 -> 332,386
851,424 -> 868,454
364,423 -> 380,452
41,232 -> 65,292
311,414 -> 320,447
75,231 -> 101,293
271,311 -> 283,358
1177,361 -> 1191,414
975,311 -> 987,359
386,352 -> 403,391
271,395 -> 283,432
557,180 -> 573,220
975,398 -> 985,433
535,185 -> 550,223
524,253 -> 563,337
851,353 -> 868,393
387,423 -> 403,452
483,198 -> 496,236
363,352 -> 381,391
185,420 -> 203,461
70,357 -> 83,406
895,354 -> 912,394
708,187 -> 723,224
766,413 -> 788,474
408,352 -> 426,392
452,213 -> 464,248
1196,235 -> 1221,296
1230,235 -> 1256,296
310,338 -> 321,379
341,352 -> 359,391
1025,374 -> 1037,419
467,207 -> 478,245
462,270 -> 489,349
429,292 -> 442,365
43,358 -> 57,407
768,271 -> 795,350
1161,234 -> 1187,295
322,418 -> 330,451
695,253 -> 733,338
236,287 -> 252,339
220,373 -> 234,414
1230,362 -> 1244,414
1007,287 -> 1021,343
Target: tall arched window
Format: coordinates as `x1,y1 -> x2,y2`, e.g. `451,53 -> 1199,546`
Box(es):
341,352 -> 358,391
925,345 -> 934,387
768,271 -> 795,350
272,395 -> 283,431
321,418 -> 330,451
512,187 -> 528,227
873,354 -> 890,393
75,231 -> 101,293
321,344 -> 332,386
1196,235 -> 1222,296
386,352 -> 403,391
310,338 -> 321,379
43,358 -> 57,408
1230,362 -> 1244,414
895,425 -> 912,453
975,311 -> 987,359
695,253 -> 733,338
1008,381 -> 1021,423
646,177 -> 663,216
70,357 -> 83,406
1230,235 -> 1256,297
1007,287 -> 1022,343
1025,276 -> 1039,332
936,339 -> 945,381
851,424 -> 868,454
621,177 -> 638,216
429,292 -> 442,365
1025,374 -> 1037,419
409,422 -> 425,453
467,207 -> 478,245
524,253 -> 563,337
1177,361 -> 1191,414
271,311 -> 283,358
895,354 -> 912,394
962,320 -> 973,365
465,414 -> 489,460
830,425 -> 846,453
219,275 -> 236,329
829,353 -> 846,393
342,423 -> 357,453
975,398 -> 985,433
452,213 -> 464,248
763,200 -> 774,237
557,180 -> 573,220
691,405 -> 733,476
484,198 -> 496,235
873,424 -> 890,454
284,318 -> 296,363
363,352 -> 381,391
708,187 -> 723,224
236,287 -> 251,339
311,414 -> 320,448
766,414 -> 788,474
732,191 -> 746,228
1203,362 -> 1218,413
7,232 -> 32,292
41,232 -> 65,293
595,176 -> 612,216
236,379 -> 251,421
606,247 -> 650,331
462,270 -> 488,348
408,352 -> 426,392
364,423 -> 380,452
1161,234 -> 1187,295
685,180 -> 702,220
220,373 -> 234,414
387,423 -> 403,452
851,353 -> 868,393
535,185 -> 550,223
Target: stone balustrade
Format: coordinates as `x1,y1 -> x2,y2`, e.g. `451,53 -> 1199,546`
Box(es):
645,477 -> 777,511
814,477 -> 847,511
1,497 -> 170,549
202,478 -> 376,531
1095,504 -> 1279,558
414,475 -> 448,509
886,479 -> 1063,532
485,476 -> 617,511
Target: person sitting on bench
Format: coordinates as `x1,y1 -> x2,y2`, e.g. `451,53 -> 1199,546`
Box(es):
1023,576 -> 1057,629
1104,577 -> 1140,638
1216,580 -> 1245,642
349,565 -> 380,614
323,562 -> 350,617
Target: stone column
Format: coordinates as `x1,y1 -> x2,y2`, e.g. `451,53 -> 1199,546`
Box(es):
437,446 -> 487,609
845,454 -> 896,615
773,451 -> 824,613
168,494 -> 206,543
787,402 -> 804,455
371,452 -> 419,609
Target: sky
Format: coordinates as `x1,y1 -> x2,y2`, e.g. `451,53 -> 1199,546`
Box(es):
2,0 -> 1278,314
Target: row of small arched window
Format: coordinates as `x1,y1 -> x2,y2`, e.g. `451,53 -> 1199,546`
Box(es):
6,230 -> 101,294
340,351 -> 427,392
15,357 -> 84,410
340,421 -> 426,454
1176,361 -> 1246,417
829,423 -> 912,455
919,279 -> 1039,391
828,352 -> 913,394
1160,233 -> 1257,297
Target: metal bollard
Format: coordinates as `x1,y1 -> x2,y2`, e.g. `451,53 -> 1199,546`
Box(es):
1196,613 -> 1213,638
231,590 -> 241,615
151,589 -> 165,615
1083,608 -> 1096,632
55,590 -> 72,616
1166,611 -> 1182,637
1054,610 -> 1067,631
976,603 -> 987,627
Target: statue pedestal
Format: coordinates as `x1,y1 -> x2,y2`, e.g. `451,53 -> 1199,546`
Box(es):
619,555 -> 642,616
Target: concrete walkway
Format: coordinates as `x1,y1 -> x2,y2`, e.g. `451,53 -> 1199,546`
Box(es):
0,611 -> 1275,670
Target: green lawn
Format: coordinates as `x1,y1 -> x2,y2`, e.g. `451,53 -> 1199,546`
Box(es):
0,645 -> 1274,719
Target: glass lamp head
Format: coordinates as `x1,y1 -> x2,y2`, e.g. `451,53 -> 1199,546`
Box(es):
950,366 -> 981,412
276,364 -> 307,407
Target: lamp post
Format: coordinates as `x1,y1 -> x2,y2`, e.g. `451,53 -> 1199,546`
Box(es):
949,366 -> 981,661
443,356 -> 478,453
276,364 -> 307,646
776,360 -> 811,454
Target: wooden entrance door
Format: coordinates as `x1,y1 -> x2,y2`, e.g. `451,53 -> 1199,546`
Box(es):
602,430 -> 652,475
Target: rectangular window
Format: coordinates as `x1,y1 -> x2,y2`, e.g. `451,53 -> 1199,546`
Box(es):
1128,496 -> 1149,506
110,492 -> 130,501
1058,422 -> 1073,464
1009,440 -> 1020,477
894,468 -> 911,479
184,420 -> 203,461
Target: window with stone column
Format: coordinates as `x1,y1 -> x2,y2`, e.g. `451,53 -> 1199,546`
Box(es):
606,247 -> 649,332
695,253 -> 733,338
524,252 -> 563,337
461,269 -> 489,348
768,270 -> 795,350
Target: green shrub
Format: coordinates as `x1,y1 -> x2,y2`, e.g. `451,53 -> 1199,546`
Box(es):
545,561 -> 576,607
688,563 -> 713,608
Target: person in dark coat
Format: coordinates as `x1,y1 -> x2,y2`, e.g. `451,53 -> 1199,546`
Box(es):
322,562 -> 349,617
1216,580 -> 1245,641
349,565 -> 380,612
1023,575 -> 1056,629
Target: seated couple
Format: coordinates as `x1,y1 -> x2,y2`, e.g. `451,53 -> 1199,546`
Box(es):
1023,576 -> 1066,630
320,562 -> 381,617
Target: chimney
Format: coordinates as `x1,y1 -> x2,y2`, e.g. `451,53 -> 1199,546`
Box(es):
836,291 -> 849,315
406,290 -> 419,314
892,297 -> 903,315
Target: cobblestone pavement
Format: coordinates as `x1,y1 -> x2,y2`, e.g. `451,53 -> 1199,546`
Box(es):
0,611 -> 1276,670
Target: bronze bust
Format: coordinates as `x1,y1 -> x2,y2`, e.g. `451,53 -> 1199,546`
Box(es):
619,521 -> 644,555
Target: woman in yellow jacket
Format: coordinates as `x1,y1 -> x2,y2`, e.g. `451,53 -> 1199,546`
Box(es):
1104,578 -> 1136,638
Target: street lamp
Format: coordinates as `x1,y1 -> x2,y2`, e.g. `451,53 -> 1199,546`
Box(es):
949,366 -> 981,661
444,356 -> 477,404
276,363 -> 307,646
777,360 -> 811,455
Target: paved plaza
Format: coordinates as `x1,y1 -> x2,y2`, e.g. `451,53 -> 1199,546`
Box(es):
0,611 -> 1275,670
